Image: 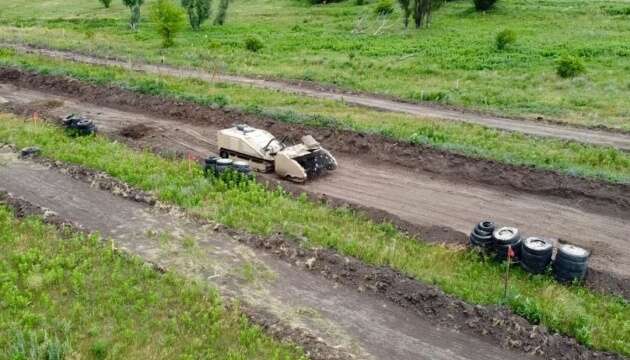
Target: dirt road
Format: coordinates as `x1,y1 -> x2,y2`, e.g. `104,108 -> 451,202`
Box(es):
5,43 -> 630,151
1,82 -> 628,289
0,151 -> 536,360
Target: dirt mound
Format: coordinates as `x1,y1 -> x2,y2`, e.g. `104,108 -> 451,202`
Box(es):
119,123 -> 153,139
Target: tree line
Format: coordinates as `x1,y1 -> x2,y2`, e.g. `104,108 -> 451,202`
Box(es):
99,0 -> 230,46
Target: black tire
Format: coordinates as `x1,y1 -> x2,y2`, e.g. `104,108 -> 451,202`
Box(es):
520,259 -> 547,274
473,227 -> 492,237
556,244 -> 590,263
522,237 -> 553,256
470,231 -> 492,244
477,221 -> 495,233
554,267 -> 587,283
219,149 -> 229,159
469,235 -> 492,251
493,227 -> 520,245
521,250 -> 551,273
521,248 -> 552,264
553,257 -> 587,273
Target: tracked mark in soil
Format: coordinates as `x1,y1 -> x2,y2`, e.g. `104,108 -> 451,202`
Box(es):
4,43 -> 630,149
1,75 -> 629,298
0,150 -> 625,360
0,153 -> 533,360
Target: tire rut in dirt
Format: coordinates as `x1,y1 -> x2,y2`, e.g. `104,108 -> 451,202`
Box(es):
0,157 -> 625,360
2,78 -> 630,300
1,67 -> 629,219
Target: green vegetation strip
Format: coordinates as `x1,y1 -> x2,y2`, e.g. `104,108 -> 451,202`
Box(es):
1,0 -> 630,128
0,114 -> 627,355
0,207 -> 304,359
1,49 -> 629,183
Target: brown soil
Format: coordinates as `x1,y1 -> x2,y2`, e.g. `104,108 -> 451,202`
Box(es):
0,155 -> 625,360
0,190 -> 352,360
7,43 -> 630,140
1,69 -> 629,299
119,123 -> 153,139
1,67 -> 628,216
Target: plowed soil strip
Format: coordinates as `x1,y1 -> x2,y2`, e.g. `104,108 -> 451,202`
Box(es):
1,81 -> 629,298
0,152 -> 537,360
5,149 -> 627,359
5,43 -> 630,150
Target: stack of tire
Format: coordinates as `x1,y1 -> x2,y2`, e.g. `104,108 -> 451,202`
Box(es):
492,227 -> 522,261
553,244 -> 590,283
62,114 -> 97,135
520,237 -> 553,274
469,221 -> 495,250
204,156 -> 251,177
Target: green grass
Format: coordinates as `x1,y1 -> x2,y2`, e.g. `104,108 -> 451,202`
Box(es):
0,207 -> 305,359
1,0 -> 630,129
1,49 -> 629,183
0,113 -> 627,356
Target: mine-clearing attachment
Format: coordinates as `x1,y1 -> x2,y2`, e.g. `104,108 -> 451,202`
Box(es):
217,124 -> 337,183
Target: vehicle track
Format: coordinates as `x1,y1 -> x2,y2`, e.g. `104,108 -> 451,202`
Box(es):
1,82 -> 628,290
5,43 -> 630,151
0,152 -> 534,360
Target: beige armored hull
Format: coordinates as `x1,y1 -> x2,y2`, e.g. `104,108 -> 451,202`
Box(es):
217,124 -> 337,182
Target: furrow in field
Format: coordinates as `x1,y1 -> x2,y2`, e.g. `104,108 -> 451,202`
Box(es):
1,82 -> 628,287
5,43 -> 630,151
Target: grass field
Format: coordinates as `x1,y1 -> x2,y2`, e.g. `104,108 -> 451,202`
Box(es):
0,113 -> 628,356
1,0 -> 630,129
0,206 -> 304,359
1,49 -> 629,183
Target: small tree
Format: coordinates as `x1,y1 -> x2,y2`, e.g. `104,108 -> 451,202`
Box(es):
122,0 -> 145,30
99,0 -> 113,8
398,0 -> 412,28
214,0 -> 229,25
150,0 -> 185,48
181,0 -> 211,31
399,0 -> 442,29
414,0 -> 443,28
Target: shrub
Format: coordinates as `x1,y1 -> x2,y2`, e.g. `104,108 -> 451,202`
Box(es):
473,0 -> 497,11
99,0 -> 113,8
400,0 -> 444,29
122,0 -> 145,30
557,55 -> 586,78
214,0 -> 229,25
356,0 -> 365,5
244,36 -> 264,52
150,0 -> 186,48
181,0 -> 211,31
496,29 -> 516,50
375,0 -> 395,15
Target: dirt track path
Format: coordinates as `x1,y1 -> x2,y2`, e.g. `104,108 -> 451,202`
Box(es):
1,83 -> 628,286
0,152 -> 531,360
5,43 -> 630,151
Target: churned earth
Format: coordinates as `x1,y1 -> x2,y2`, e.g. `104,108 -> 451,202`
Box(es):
0,148 -> 623,360
0,76 -> 628,297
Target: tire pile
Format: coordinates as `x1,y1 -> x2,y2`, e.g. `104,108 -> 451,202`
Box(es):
204,156 -> 252,177
63,114 -> 97,135
469,220 -> 590,283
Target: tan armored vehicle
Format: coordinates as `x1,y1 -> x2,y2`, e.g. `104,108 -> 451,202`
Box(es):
217,124 -> 337,182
